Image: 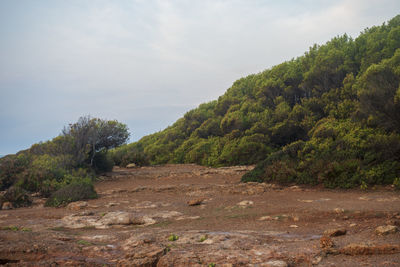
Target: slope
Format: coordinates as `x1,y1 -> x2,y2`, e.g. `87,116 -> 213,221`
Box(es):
112,15 -> 400,188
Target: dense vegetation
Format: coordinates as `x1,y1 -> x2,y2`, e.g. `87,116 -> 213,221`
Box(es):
113,15 -> 400,188
0,116 -> 129,207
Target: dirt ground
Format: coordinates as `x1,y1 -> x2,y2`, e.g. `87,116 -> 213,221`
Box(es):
0,164 -> 399,266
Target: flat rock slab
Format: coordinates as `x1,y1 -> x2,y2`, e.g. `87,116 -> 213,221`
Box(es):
375,225 -> 398,235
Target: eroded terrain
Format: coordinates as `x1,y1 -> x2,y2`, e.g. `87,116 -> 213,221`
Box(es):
0,164 -> 399,266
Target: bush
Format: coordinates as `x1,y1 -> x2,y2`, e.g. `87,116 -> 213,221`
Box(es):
45,182 -> 98,207
0,154 -> 31,191
93,151 -> 114,173
1,186 -> 32,208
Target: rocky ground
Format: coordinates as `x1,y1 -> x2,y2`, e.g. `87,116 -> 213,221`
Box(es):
0,164 -> 399,266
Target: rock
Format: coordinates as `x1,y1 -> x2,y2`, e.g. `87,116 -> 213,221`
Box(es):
120,244 -> 165,266
61,211 -> 156,229
175,216 -> 200,221
323,228 -> 347,237
66,201 -> 88,211
349,223 -> 357,227
1,202 -> 13,210
289,185 -> 302,192
152,210 -> 182,219
258,216 -> 272,221
289,225 -> 298,228
100,211 -> 146,226
334,208 -> 345,214
187,198 -> 205,206
32,198 -> 46,206
375,225 -> 398,235
320,236 -> 335,249
386,219 -> 400,226
105,202 -> 120,207
298,199 -> 313,203
340,243 -> 400,255
237,200 -> 254,207
311,256 -> 322,265
126,163 -> 137,168
264,260 -> 288,267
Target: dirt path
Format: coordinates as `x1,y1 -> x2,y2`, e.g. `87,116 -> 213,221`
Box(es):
0,164 -> 399,266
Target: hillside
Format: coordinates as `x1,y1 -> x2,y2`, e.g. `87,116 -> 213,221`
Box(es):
113,15 -> 400,188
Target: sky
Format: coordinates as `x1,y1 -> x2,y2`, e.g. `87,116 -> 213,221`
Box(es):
1,0 -> 400,155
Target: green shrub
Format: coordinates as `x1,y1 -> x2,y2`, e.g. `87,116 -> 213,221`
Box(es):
168,234 -> 179,241
45,182 -> 97,207
93,151 -> 114,173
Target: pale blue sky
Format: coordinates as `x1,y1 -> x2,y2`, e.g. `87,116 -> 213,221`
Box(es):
1,0 -> 400,155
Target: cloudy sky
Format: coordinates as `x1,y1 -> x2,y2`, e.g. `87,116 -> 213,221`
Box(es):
1,0 -> 399,155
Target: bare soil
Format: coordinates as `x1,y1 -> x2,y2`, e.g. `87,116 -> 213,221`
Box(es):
0,164 -> 399,266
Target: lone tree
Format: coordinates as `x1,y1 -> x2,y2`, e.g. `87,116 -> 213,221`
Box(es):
62,116 -> 130,166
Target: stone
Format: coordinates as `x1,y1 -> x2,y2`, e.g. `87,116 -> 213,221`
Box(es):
237,200 -> 254,207
320,236 -> 334,249
289,225 -> 299,228
105,202 -> 120,207
120,244 -> 165,266
334,208 -> 345,214
100,211 -> 145,226
264,260 -> 288,267
298,199 -> 313,203
126,163 -> 137,168
1,202 -> 13,210
289,185 -> 301,191
375,225 -> 398,235
61,211 -> 156,229
152,210 -> 182,219
323,228 -> 347,237
311,256 -> 322,265
66,201 -> 88,211
340,243 -> 400,255
187,198 -> 205,206
258,216 -> 272,221
386,219 -> 400,226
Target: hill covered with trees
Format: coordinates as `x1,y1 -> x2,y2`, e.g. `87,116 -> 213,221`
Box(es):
113,15 -> 400,189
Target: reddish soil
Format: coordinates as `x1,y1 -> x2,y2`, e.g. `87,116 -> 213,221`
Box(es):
0,164 -> 399,266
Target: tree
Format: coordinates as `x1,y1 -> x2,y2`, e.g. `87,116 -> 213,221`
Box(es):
62,116 -> 130,166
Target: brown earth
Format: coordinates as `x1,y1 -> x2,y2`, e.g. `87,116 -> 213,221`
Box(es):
0,164 -> 399,266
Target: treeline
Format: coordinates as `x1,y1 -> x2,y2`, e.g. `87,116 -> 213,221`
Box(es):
112,15 -> 400,188
0,116 -> 129,207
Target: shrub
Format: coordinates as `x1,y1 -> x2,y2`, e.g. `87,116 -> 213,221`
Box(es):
93,151 -> 114,173
0,154 -> 31,191
393,178 -> 400,190
45,182 -> 97,207
1,186 -> 32,208
168,234 -> 179,241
